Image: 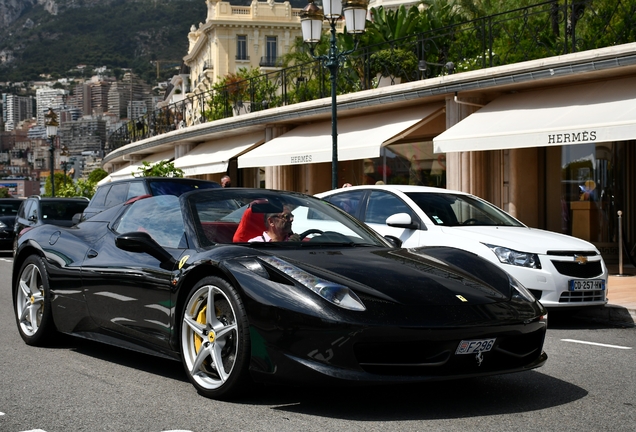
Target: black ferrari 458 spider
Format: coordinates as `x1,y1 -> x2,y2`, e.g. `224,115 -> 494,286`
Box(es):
13,188 -> 548,399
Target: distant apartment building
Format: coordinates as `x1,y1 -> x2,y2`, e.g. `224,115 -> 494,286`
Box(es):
91,80 -> 112,115
9,140 -> 33,178
107,73 -> 152,120
0,179 -> 40,197
59,117 -> 106,156
67,77 -> 115,117
2,93 -> 34,131
68,83 -> 91,115
35,88 -> 67,127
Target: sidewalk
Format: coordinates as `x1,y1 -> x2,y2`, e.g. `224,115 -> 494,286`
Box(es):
575,264 -> 636,325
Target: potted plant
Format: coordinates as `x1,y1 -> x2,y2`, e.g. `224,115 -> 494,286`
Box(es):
370,48 -> 419,86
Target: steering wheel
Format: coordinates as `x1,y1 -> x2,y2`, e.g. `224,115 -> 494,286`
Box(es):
298,229 -> 324,240
462,218 -> 479,225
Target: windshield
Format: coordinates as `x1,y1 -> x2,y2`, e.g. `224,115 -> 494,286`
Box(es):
405,192 -> 524,227
185,189 -> 389,247
41,200 -> 89,222
148,179 -> 220,196
0,200 -> 21,216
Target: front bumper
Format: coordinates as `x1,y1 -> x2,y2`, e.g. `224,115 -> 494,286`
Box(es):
504,254 -> 608,308
246,301 -> 548,386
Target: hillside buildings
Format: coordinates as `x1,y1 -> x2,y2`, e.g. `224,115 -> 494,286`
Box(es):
0,70 -> 155,186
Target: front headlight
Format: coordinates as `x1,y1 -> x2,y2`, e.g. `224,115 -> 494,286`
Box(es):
242,256 -> 366,311
510,275 -> 536,303
0,221 -> 6,229
484,244 -> 541,269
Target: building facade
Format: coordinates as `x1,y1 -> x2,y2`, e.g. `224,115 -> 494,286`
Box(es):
59,117 -> 107,156
0,179 -> 40,197
35,88 -> 67,127
2,93 -> 34,131
183,0 -> 306,118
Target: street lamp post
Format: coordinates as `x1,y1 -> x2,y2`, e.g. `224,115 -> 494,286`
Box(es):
301,0 -> 368,190
60,146 -> 72,186
44,108 -> 59,197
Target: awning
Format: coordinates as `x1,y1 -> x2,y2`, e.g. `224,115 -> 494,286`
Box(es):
174,132 -> 263,175
238,104 -> 445,168
109,149 -> 175,180
434,77 -> 636,153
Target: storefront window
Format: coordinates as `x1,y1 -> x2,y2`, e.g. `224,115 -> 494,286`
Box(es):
366,141 -> 446,187
561,142 -> 615,243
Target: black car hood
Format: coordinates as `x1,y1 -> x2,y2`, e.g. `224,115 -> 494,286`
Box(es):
266,246 -> 512,306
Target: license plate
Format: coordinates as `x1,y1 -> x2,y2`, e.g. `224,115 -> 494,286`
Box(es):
455,338 -> 496,355
568,279 -> 605,291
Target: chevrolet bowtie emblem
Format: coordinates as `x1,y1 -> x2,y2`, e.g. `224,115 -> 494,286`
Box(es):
574,255 -> 588,265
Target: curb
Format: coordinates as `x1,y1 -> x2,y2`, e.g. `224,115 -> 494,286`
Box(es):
573,304 -> 636,326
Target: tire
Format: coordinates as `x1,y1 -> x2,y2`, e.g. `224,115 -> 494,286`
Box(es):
180,276 -> 251,399
14,255 -> 57,346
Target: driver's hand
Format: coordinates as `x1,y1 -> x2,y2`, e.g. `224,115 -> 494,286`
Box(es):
287,233 -> 301,242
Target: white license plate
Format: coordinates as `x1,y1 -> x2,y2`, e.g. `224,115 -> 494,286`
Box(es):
455,338 -> 496,355
568,279 -> 605,291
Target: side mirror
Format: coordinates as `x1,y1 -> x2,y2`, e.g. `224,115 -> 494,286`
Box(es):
115,231 -> 176,268
385,213 -> 418,230
384,235 -> 402,248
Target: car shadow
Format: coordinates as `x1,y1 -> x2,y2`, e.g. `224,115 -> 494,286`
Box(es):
248,371 -> 586,420
59,336 -> 189,383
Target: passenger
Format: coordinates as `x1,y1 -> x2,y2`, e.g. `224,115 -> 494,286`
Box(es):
248,206 -> 300,242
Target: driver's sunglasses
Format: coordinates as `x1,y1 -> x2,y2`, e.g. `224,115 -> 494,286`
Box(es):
275,213 -> 294,221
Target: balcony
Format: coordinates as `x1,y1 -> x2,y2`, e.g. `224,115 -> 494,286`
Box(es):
259,56 -> 280,68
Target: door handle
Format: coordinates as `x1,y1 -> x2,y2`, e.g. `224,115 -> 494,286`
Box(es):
87,249 -> 98,258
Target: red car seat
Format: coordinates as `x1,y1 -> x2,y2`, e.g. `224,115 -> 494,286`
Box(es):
232,206 -> 265,242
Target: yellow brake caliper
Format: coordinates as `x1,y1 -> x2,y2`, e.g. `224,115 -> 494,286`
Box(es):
194,305 -> 207,353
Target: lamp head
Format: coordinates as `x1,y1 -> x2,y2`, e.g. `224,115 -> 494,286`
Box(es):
342,0 -> 368,34
322,0 -> 343,19
45,107 -> 59,137
301,0 -> 324,44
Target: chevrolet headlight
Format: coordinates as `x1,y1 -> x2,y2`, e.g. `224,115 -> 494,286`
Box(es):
485,244 -> 541,269
256,256 -> 366,311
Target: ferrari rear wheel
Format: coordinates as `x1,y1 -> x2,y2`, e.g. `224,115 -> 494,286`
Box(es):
15,255 -> 56,346
180,276 -> 251,399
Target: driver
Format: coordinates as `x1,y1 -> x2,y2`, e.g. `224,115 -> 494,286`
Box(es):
248,206 -> 300,242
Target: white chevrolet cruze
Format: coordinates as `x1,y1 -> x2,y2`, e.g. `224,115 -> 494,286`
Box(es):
317,185 -> 608,309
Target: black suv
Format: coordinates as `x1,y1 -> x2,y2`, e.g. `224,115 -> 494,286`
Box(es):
82,177 -> 220,220
0,198 -> 23,251
14,196 -> 90,253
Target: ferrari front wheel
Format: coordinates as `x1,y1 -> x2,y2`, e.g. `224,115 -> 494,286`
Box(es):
15,255 -> 57,346
180,276 -> 251,399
